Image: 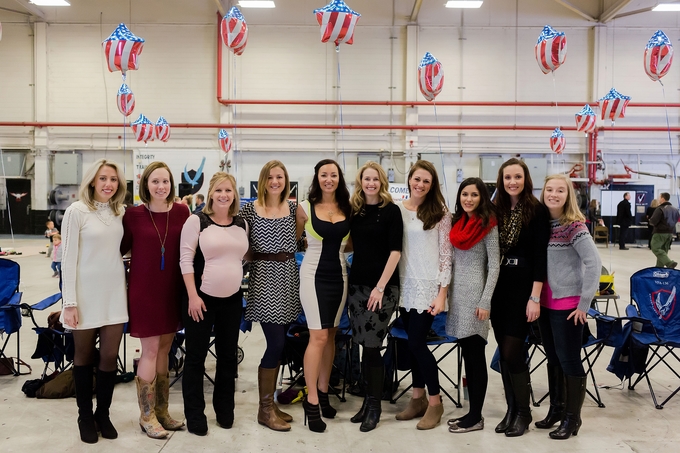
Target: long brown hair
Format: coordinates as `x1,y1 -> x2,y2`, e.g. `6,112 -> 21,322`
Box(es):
138,161 -> 175,205
452,177 -> 496,228
257,160 -> 290,204
307,159 -> 351,218
494,158 -> 538,226
407,160 -> 447,230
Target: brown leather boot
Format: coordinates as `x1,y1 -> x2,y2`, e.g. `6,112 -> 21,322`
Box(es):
273,362 -> 293,423
155,373 -> 185,431
257,367 -> 291,431
416,396 -> 444,430
395,393 -> 428,420
135,376 -> 169,439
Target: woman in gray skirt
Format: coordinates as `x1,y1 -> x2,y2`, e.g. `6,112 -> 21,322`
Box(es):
347,162 -> 403,432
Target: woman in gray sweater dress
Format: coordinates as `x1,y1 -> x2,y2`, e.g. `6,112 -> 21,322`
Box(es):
446,178 -> 500,433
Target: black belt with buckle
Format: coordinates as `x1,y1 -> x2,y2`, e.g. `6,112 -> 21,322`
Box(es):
500,256 -> 524,267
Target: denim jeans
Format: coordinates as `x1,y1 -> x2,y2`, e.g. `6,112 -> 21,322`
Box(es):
537,307 -> 585,377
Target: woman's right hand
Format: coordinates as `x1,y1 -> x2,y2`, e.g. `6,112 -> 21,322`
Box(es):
188,294 -> 207,322
63,307 -> 78,328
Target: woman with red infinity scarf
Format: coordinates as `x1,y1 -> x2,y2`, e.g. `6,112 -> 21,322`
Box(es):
446,177 -> 500,434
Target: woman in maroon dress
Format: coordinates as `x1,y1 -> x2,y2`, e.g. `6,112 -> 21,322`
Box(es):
121,161 -> 190,438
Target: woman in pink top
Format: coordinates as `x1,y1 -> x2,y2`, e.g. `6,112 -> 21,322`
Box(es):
179,172 -> 249,436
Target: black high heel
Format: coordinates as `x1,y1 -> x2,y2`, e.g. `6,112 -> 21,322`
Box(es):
303,399 -> 327,433
317,388 -> 337,418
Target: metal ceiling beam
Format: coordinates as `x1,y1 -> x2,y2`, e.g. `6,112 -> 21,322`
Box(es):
610,5 -> 659,20
409,0 -> 423,23
12,0 -> 46,20
553,0 -> 597,22
599,0 -> 633,23
214,0 -> 226,17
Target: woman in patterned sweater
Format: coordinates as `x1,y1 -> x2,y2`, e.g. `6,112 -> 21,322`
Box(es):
537,174 -> 601,440
446,178 -> 500,433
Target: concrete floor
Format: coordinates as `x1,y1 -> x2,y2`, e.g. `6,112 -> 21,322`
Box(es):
1,234 -> 679,453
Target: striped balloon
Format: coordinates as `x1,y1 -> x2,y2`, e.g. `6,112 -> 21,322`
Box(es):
314,0 -> 361,46
131,114 -> 154,143
155,117 -> 170,142
575,104 -> 596,134
220,7 -> 249,56
102,23 -> 145,75
644,30 -> 673,82
218,129 -> 232,153
418,52 -> 444,102
116,84 -> 135,117
598,88 -> 630,123
550,128 -> 566,154
535,25 -> 567,74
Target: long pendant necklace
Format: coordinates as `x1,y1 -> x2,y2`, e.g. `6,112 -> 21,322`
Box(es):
147,205 -> 170,270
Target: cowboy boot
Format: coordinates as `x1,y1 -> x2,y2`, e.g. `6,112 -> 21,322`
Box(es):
135,376 -> 169,439
495,361 -> 516,433
505,370 -> 532,437
155,373 -> 185,431
395,393 -> 428,420
535,363 -> 565,429
416,395 -> 444,430
257,367 -> 291,431
549,375 -> 586,440
73,365 -> 98,444
94,369 -> 118,439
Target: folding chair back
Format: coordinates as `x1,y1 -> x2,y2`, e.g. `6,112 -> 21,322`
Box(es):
631,267 -> 680,339
0,259 -> 23,375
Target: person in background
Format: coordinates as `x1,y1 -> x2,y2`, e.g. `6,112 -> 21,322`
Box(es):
347,162 -> 403,432
616,192 -> 633,250
646,199 -> 659,249
193,194 -> 206,213
395,160 -> 452,430
60,159 -> 128,444
490,158 -> 550,438
51,233 -> 62,278
44,220 -> 59,258
446,178 -> 499,434
537,174 -> 601,440
120,161 -> 190,439
649,192 -> 680,269
586,199 -> 599,236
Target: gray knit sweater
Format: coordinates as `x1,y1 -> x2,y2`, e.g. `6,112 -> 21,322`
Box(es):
546,220 -> 601,312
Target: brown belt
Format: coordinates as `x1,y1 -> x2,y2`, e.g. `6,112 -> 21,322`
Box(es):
252,252 -> 295,262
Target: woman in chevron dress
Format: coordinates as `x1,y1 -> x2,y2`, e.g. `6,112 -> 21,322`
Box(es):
240,160 -> 304,432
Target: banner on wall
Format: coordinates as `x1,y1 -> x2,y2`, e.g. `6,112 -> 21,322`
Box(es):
389,183 -> 410,201
133,149 -> 221,204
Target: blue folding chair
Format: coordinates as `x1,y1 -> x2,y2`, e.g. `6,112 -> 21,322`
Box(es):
626,267 -> 680,409
0,259 -> 24,375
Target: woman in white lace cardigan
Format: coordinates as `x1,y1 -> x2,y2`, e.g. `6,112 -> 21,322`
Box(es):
394,160 -> 452,430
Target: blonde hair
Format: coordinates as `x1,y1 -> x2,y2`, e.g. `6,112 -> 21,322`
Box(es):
138,161 -> 175,205
78,159 -> 126,216
351,161 -> 392,215
203,172 -> 240,217
540,174 -> 584,225
257,160 -> 290,205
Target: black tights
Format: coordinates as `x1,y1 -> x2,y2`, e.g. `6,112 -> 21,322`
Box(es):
457,335 -> 488,428
400,308 -> 439,396
260,322 -> 286,369
362,346 -> 383,368
494,333 -> 527,374
72,324 -> 124,372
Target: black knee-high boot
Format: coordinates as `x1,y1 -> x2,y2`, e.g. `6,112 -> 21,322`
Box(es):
360,365 -> 384,432
535,363 -> 565,429
495,361 -> 515,433
351,360 -> 368,423
94,369 -> 118,439
73,365 -> 98,444
549,375 -> 586,440
505,369 -> 532,437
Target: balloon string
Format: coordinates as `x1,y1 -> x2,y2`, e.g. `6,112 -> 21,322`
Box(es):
552,71 -> 560,128
660,80 -> 679,207
232,54 -> 238,176
0,148 -> 15,247
433,102 -> 449,206
336,46 -> 346,173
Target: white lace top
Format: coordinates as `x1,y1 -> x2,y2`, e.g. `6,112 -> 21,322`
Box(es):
397,201 -> 453,313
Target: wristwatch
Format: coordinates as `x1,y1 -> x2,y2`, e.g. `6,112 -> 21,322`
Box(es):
376,286 -> 384,293
529,296 -> 540,304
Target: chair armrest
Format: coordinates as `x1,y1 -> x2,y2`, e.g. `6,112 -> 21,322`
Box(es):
5,291 -> 23,307
29,293 -> 62,311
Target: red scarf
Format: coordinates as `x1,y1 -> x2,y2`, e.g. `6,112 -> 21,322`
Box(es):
449,213 -> 497,250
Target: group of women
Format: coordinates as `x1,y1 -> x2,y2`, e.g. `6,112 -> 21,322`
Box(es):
60,155 -> 599,443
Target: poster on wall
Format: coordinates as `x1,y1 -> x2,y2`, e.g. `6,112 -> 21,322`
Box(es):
133,149 -> 221,204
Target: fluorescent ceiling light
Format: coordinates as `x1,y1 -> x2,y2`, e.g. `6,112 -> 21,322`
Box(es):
445,1 -> 483,8
30,0 -> 70,5
653,3 -> 680,11
238,1 -> 275,8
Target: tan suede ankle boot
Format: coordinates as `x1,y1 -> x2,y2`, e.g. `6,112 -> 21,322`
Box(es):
416,396 -> 444,430
395,394 -> 428,420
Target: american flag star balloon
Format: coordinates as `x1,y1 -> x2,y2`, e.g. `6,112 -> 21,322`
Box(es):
155,117 -> 170,142
575,104 -> 596,134
598,88 -> 630,123
102,23 -> 145,75
418,52 -> 444,102
220,7 -> 249,56
314,0 -> 361,46
218,129 -> 232,153
131,114 -> 154,143
550,128 -> 566,154
116,84 -> 135,117
644,30 -> 674,82
535,25 -> 567,74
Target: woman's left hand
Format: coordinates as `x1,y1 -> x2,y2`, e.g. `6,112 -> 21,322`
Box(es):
567,309 -> 588,325
427,296 -> 446,316
367,288 -> 384,312
475,307 -> 490,321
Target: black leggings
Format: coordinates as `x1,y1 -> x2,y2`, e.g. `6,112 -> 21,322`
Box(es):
459,335 -> 488,423
260,322 -> 286,368
493,332 -> 527,375
400,308 -> 439,396
72,324 -> 124,372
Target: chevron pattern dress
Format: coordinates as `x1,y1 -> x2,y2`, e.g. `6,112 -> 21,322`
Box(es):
241,201 -> 301,324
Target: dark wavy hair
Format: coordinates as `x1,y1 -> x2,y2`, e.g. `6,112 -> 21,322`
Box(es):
452,177 -> 496,228
407,160 -> 447,230
494,158 -> 538,226
307,159 -> 351,218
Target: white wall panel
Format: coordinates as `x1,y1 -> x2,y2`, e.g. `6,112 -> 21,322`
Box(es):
0,23 -> 34,122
